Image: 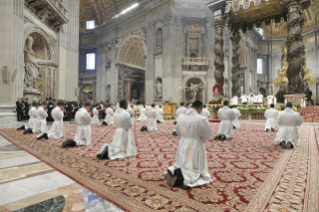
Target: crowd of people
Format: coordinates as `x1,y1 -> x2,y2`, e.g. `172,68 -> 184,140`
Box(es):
16,96 -> 303,191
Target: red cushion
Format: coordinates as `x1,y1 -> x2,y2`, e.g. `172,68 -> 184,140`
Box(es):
209,119 -> 221,123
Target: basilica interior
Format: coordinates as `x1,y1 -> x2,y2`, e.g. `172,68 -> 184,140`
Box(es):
0,0 -> 319,211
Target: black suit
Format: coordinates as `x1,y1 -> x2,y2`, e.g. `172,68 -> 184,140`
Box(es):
16,101 -> 23,121
67,103 -> 73,121
24,102 -> 30,119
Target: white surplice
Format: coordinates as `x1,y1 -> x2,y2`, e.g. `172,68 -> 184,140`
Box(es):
257,94 -> 263,104
232,108 -> 241,129
34,106 -> 48,134
92,108 -> 99,124
274,108 -> 303,148
267,95 -> 274,105
104,107 -> 114,125
168,108 -> 213,188
230,96 -> 238,105
147,108 -> 157,131
127,106 -> 135,118
26,107 -> 40,130
156,108 -> 165,123
48,107 -> 64,139
176,106 -> 187,118
137,108 -> 147,122
200,108 -> 210,119
264,108 -> 280,131
217,106 -> 236,138
74,108 -> 92,146
241,95 -> 248,104
98,108 -> 137,160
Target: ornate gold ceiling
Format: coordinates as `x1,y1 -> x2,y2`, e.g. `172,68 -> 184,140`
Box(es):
80,0 -> 136,27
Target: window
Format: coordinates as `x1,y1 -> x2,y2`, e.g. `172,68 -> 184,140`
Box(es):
257,58 -> 263,74
86,53 -> 96,70
86,20 -> 95,29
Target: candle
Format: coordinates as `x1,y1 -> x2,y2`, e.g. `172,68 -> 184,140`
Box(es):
241,86 -> 243,92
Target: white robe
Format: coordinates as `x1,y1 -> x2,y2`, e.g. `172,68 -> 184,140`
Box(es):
98,108 -> 137,160
48,107 -> 64,139
156,108 -> 165,123
34,106 -> 48,134
241,95 -> 248,104
232,108 -> 241,129
257,95 -> 263,104
92,108 -> 99,124
127,106 -> 135,118
274,108 -> 303,148
200,108 -> 210,119
230,96 -> 238,105
147,108 -> 157,131
26,107 -> 40,130
176,106 -> 187,118
137,108 -> 147,122
104,107 -> 114,125
267,95 -> 274,105
264,108 -> 280,131
168,108 -> 213,188
217,106 -> 236,138
74,108 -> 92,146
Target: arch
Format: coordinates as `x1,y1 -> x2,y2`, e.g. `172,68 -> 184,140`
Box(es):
184,21 -> 205,33
24,24 -> 55,61
182,76 -> 207,104
117,35 -> 146,69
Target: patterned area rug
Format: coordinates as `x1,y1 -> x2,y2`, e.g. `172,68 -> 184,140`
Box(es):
0,121 -> 318,212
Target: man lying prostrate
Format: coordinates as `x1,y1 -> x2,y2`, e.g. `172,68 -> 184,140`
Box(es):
274,102 -> 303,149
200,105 -> 210,119
264,104 -> 280,132
166,100 -> 213,190
62,102 -> 92,148
231,105 -> 241,129
97,100 -> 137,160
17,103 -> 40,132
47,101 -> 65,139
101,106 -> 114,126
172,102 -> 187,136
214,100 -> 236,141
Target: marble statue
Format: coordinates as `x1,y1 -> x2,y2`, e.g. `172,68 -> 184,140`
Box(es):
185,83 -> 203,104
156,81 -> 162,98
24,36 -> 40,88
156,29 -> 162,50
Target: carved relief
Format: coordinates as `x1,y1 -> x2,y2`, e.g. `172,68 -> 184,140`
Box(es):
156,28 -> 162,51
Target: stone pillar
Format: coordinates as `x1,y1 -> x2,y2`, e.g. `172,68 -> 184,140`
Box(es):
213,12 -> 225,94
127,81 -> 131,102
284,0 -> 306,93
145,22 -> 155,104
230,28 -> 241,97
206,17 -> 216,100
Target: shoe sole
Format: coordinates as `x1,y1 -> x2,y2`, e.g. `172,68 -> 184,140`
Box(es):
280,141 -> 287,149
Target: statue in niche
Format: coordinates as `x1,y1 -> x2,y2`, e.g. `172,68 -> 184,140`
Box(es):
106,86 -> 111,101
24,36 -> 40,88
185,83 -> 204,104
156,29 -> 162,51
156,80 -> 162,98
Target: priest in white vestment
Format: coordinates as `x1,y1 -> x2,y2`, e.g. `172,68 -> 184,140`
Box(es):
166,100 -> 213,190
257,92 -> 264,105
172,102 -> 187,136
137,106 -> 147,122
47,102 -> 65,139
215,100 -> 236,141
18,103 -> 40,132
232,106 -> 241,129
267,95 -> 274,105
274,102 -> 303,149
264,104 -> 280,132
241,95 -> 248,105
127,104 -> 135,118
156,105 -> 165,123
230,96 -> 238,105
62,102 -> 92,148
147,104 -> 157,131
200,105 -> 210,119
97,100 -> 137,160
34,102 -> 49,140
102,106 -> 114,126
92,107 -> 99,124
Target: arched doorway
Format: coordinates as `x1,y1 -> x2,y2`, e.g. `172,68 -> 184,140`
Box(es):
80,84 -> 94,102
117,35 -> 146,103
182,77 -> 206,105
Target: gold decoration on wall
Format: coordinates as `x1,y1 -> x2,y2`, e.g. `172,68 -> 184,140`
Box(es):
82,84 -> 94,93
273,47 -> 288,91
118,37 -> 146,69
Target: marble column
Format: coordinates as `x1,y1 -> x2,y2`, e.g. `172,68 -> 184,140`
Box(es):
127,81 -> 131,101
213,12 -> 225,94
284,0 -> 305,93
230,28 -> 242,97
145,22 -> 155,104
206,17 -> 216,100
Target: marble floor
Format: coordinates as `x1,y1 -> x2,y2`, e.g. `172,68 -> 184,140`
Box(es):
0,120 -> 123,212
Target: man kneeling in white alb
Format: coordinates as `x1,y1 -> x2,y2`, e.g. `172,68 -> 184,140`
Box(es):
264,104 -> 280,132
47,101 -> 65,139
146,104 -> 157,131
231,105 -> 241,129
97,100 -> 137,160
214,100 -> 236,141
18,103 -> 40,132
62,102 -> 92,148
156,105 -> 165,123
101,106 -> 114,126
166,100 -> 213,190
200,105 -> 210,119
274,102 -> 303,149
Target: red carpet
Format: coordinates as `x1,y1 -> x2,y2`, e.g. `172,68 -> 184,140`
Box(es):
0,121 -> 318,211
